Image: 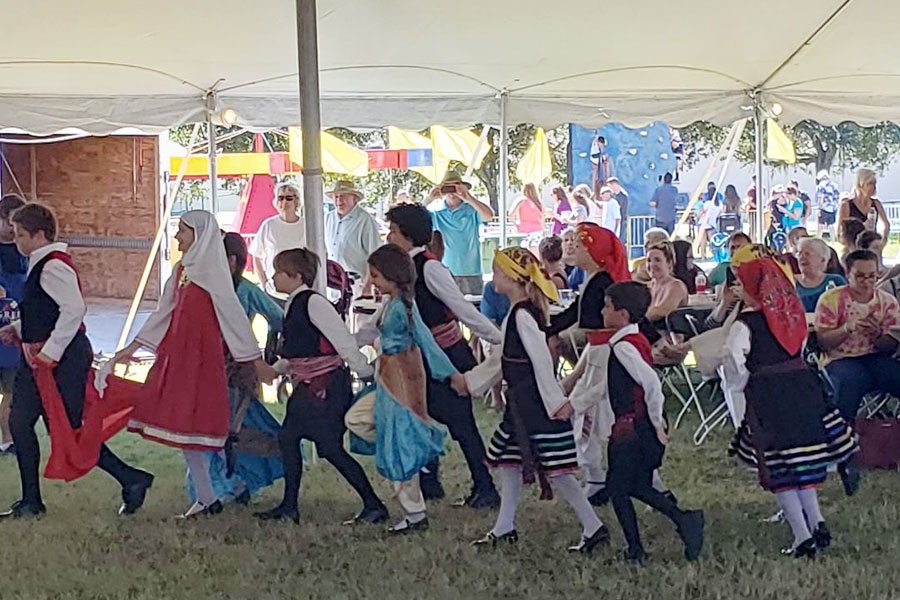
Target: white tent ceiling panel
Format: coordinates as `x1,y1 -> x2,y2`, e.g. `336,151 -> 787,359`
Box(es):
0,0 -> 897,133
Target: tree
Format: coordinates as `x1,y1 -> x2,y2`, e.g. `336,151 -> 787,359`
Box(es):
679,120 -> 900,173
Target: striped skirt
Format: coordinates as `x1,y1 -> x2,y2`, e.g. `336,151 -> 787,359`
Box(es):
486,422 -> 579,476
730,407 -> 858,491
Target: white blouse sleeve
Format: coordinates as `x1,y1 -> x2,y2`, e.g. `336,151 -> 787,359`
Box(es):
422,260 -> 502,344
721,321 -> 751,424
134,267 -> 179,351
516,309 -> 567,417
308,293 -> 374,378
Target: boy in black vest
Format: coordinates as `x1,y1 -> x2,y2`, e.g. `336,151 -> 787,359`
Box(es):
0,204 -> 152,519
254,248 -> 387,525
385,204 -> 500,508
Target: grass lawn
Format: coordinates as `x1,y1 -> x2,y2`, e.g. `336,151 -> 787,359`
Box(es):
0,396 -> 898,600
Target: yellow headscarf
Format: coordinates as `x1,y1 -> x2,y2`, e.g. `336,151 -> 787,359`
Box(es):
494,247 -> 560,303
730,244 -> 794,284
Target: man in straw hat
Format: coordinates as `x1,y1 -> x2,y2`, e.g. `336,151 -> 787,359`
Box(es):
324,180 -> 382,281
426,171 -> 494,296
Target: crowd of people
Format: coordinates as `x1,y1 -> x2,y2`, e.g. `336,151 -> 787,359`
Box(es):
0,161 -> 893,565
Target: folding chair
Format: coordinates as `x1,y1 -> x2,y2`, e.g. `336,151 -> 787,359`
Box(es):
660,308 -> 728,443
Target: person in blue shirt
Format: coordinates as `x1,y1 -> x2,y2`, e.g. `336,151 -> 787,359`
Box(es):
782,185 -> 806,231
649,173 -> 679,233
426,171 -> 494,295
795,237 -> 846,313
0,194 -> 27,455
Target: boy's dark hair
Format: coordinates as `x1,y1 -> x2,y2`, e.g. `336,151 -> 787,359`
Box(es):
0,194 -> 26,220
10,202 -> 56,241
663,172 -> 673,183
855,229 -> 882,251
385,203 -> 433,247
273,248 -> 320,287
538,236 -> 563,263
605,281 -> 651,324
845,249 -> 879,273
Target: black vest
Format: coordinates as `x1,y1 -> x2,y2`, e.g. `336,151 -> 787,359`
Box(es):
412,251 -> 455,329
501,301 -> 542,393
281,290 -> 337,358
607,344 -> 643,419
21,252 -> 76,344
739,311 -> 795,372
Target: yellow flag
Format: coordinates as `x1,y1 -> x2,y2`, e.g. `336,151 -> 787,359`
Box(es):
430,126 -> 489,169
288,128 -> 369,176
766,118 -> 796,164
387,126 -> 448,183
516,128 -> 552,185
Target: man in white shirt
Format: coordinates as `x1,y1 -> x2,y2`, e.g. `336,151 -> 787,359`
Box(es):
597,186 -> 621,234
324,180 -> 381,281
249,182 -> 307,296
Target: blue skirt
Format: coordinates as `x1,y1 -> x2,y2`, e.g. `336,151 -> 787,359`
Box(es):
186,397 -> 285,501
373,383 -> 445,482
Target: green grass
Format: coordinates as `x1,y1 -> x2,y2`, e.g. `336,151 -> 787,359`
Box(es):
0,399 -> 899,600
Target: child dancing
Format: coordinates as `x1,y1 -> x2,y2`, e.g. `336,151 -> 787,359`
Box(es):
465,247 -> 609,553
345,244 -> 466,534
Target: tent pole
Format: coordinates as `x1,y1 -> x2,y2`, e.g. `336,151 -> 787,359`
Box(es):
754,95 -> 765,243
296,0 -> 327,293
206,94 -> 219,215
499,89 -> 509,249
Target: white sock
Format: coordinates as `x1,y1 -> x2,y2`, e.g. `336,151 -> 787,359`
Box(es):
552,473 -> 603,538
183,450 -> 218,506
583,465 -> 606,498
797,488 -> 824,530
776,490 -> 812,547
651,469 -> 668,493
0,441 -> 12,451
492,467 -> 522,536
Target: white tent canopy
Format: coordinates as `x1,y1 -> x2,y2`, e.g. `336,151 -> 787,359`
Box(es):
2,0 -> 899,134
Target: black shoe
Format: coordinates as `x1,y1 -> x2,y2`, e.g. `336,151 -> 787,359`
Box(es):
0,444 -> 15,456
838,463 -> 861,497
343,503 -> 388,525
812,522 -> 832,550
119,471 -> 154,516
677,509 -> 705,561
567,524 -> 611,554
454,486 -> 501,509
623,546 -> 648,565
234,488 -> 252,506
254,505 -> 300,524
472,530 -> 518,547
0,499 -> 45,519
587,487 -> 609,507
180,499 -> 223,519
782,537 -> 817,559
388,516 -> 429,534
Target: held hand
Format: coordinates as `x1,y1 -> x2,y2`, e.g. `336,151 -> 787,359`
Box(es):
449,372 -> 469,397
656,426 -> 669,446
554,401 -> 574,421
32,352 -> 57,369
254,359 -> 279,385
110,343 -> 139,368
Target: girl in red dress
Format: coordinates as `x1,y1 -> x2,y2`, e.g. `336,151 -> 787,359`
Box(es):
112,210 -> 275,517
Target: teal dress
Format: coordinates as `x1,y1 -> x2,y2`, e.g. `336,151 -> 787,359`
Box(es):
187,278 -> 285,501
373,297 -> 455,481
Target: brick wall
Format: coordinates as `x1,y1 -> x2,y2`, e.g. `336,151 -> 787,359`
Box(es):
0,136 -> 160,299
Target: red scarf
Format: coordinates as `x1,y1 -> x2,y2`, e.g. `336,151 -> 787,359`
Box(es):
576,223 -> 631,282
736,257 -> 807,355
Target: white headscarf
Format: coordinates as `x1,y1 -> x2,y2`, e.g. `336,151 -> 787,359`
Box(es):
135,210 -> 261,362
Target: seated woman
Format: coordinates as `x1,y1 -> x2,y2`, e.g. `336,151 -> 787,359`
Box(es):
632,227 -> 670,284
795,237 -> 846,313
538,236 -> 568,289
645,242 -> 689,323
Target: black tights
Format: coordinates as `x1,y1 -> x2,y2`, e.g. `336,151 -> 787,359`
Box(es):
278,413 -> 380,512
608,457 -> 685,551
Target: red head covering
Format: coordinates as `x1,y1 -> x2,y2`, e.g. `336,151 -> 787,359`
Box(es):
733,244 -> 806,355
576,223 -> 630,282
